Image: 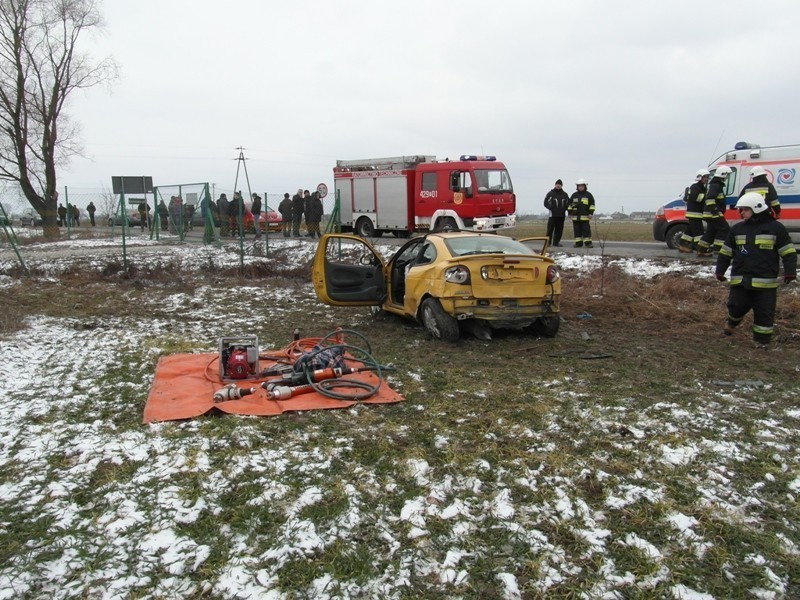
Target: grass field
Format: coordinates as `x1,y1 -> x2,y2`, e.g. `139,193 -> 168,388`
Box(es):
1,240 -> 799,598
507,219 -> 655,242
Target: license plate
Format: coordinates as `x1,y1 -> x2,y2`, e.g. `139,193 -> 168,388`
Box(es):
484,266 -> 534,281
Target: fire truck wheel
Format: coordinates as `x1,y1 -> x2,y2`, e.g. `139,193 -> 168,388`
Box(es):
420,298 -> 460,342
439,217 -> 458,232
356,217 -> 376,238
528,315 -> 560,338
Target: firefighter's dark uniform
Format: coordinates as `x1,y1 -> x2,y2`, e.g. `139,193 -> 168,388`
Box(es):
715,211 -> 797,344
678,180 -> 706,252
697,176 -> 729,254
739,175 -> 780,217
568,189 -> 595,247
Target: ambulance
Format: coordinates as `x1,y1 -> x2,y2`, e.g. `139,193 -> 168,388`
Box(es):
653,142 -> 800,248
333,154 -> 516,237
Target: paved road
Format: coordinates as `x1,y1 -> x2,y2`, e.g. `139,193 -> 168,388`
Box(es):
1,226 -> 697,263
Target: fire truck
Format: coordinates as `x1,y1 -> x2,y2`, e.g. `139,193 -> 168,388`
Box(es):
653,142 -> 800,248
333,155 -> 516,237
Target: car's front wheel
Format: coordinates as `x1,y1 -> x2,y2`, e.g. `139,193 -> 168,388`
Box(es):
420,298 -> 460,342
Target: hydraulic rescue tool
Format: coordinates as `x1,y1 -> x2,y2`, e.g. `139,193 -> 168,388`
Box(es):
213,384 -> 256,403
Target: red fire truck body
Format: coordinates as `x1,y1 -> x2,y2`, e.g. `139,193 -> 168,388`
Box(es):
333,155 -> 516,237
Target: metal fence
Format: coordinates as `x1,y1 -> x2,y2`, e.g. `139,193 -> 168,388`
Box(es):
1,184 -> 341,272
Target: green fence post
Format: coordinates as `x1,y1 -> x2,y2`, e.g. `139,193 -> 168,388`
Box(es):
0,203 -> 28,275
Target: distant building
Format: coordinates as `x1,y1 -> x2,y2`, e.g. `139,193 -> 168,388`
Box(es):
629,211 -> 652,221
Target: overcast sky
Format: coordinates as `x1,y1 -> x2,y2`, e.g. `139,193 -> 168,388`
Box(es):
62,0 -> 800,214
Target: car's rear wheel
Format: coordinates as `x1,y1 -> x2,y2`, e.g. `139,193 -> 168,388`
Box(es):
528,315 -> 560,338
420,298 -> 460,342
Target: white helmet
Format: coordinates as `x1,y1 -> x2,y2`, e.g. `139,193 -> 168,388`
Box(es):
714,165 -> 733,179
695,168 -> 710,180
576,178 -> 587,187
735,191 -> 769,214
751,166 -> 767,178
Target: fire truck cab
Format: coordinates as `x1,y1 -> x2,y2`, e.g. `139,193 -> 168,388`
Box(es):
654,142 -> 800,248
334,155 -> 516,237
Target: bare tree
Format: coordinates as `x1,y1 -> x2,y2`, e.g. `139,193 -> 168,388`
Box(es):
0,0 -> 117,238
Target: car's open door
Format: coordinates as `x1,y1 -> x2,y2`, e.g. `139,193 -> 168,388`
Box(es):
311,234 -> 387,305
518,236 -> 550,255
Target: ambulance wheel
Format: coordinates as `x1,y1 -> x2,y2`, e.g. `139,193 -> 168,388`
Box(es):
420,298 -> 460,342
528,315 -> 560,338
356,217 -> 375,238
665,224 -> 687,250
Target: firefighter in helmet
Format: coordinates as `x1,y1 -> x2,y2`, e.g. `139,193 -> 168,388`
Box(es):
697,165 -> 732,256
738,165 -> 780,217
715,192 -> 796,348
678,168 -> 710,253
568,178 -> 595,248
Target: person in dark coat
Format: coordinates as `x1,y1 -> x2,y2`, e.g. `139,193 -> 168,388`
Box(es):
278,193 -> 293,237
137,201 -> 148,231
291,188 -> 305,237
230,191 -> 245,237
57,203 -> 67,227
715,192 -> 796,348
71,203 -> 80,226
305,191 -> 324,238
87,202 -> 96,226
157,200 -> 169,231
543,179 -> 570,246
217,193 -> 229,236
250,193 -> 262,238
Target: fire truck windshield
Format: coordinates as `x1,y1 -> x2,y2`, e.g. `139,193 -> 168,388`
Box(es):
474,169 -> 513,193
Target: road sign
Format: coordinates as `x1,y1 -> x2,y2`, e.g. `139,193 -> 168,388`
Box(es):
317,183 -> 328,198
112,176 -> 153,195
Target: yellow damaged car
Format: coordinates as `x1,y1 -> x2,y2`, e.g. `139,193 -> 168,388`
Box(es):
311,232 -> 561,342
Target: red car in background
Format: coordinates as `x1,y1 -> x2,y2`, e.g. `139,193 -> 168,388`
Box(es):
242,206 -> 283,233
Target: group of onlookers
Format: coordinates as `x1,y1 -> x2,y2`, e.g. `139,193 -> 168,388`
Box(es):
277,188 -> 324,238
57,202 -> 95,227
53,189 -> 326,240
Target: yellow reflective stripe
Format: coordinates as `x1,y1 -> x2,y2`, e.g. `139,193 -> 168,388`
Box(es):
751,277 -> 780,288
729,276 -> 744,285
734,235 -> 747,245
778,244 -> 797,257
686,212 -> 703,219
755,234 -> 776,242
753,324 -> 774,334
719,246 -> 733,257
748,187 -> 769,197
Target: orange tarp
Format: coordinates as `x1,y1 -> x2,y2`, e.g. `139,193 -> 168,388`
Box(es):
143,353 -> 403,423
